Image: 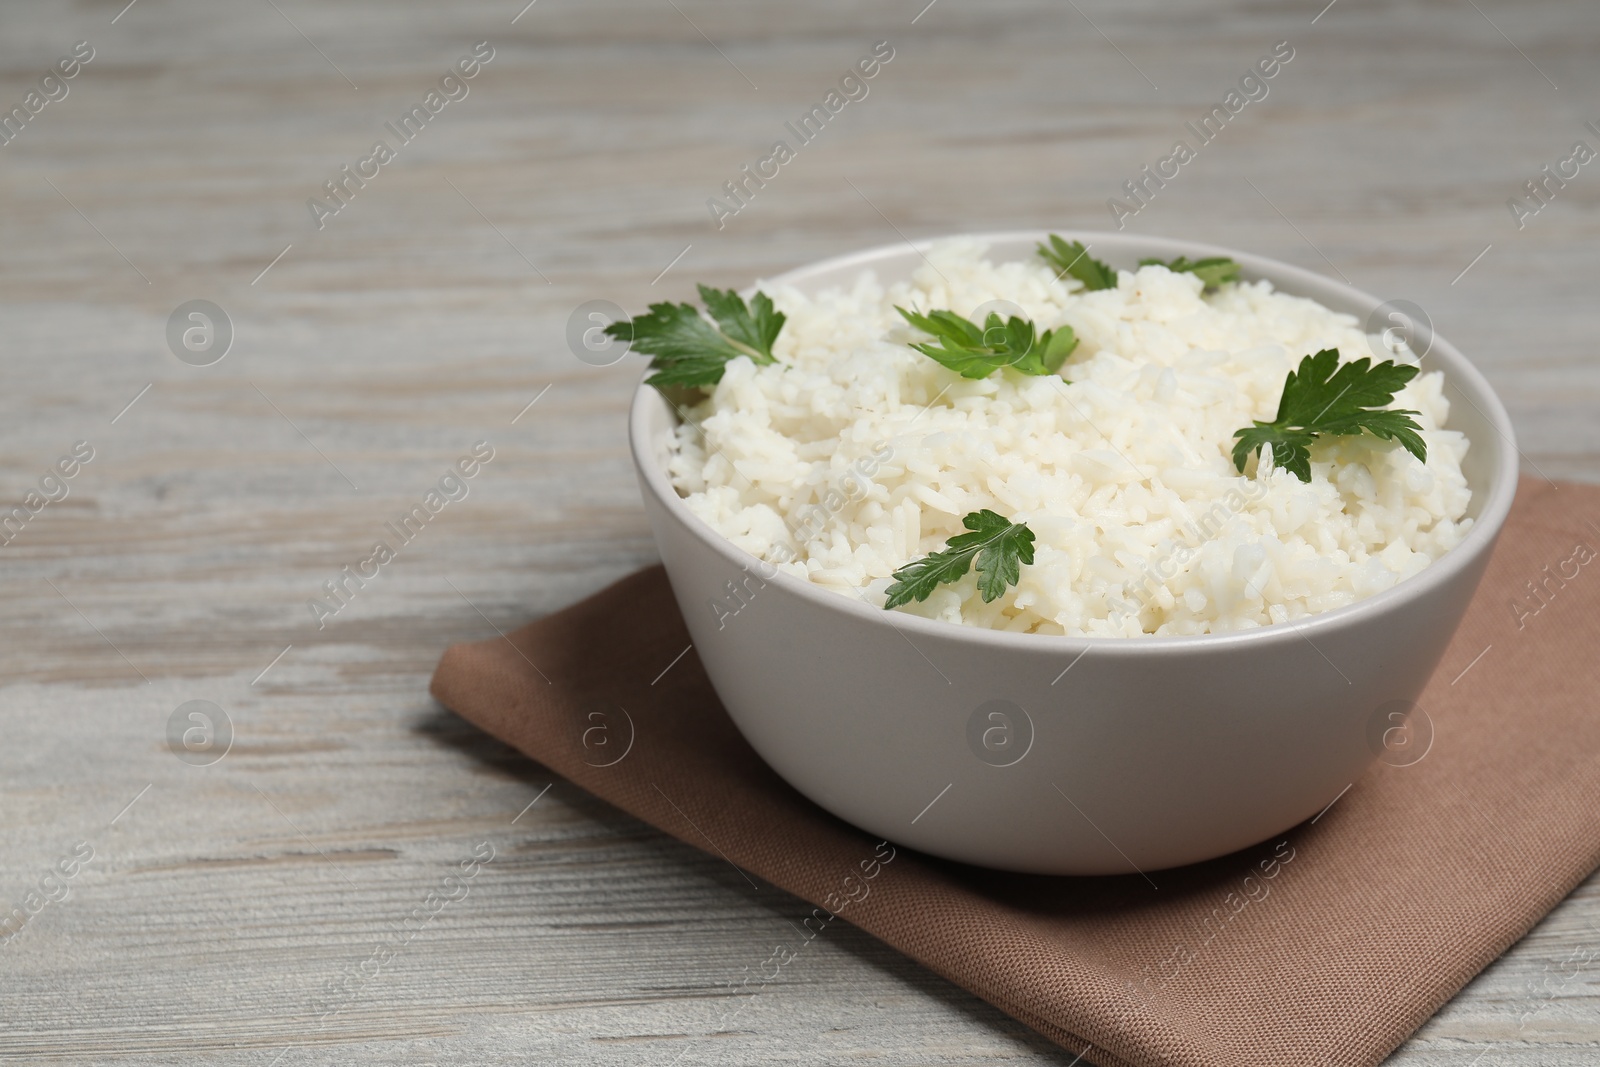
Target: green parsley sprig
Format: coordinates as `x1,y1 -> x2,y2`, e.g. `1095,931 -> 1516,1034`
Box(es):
1231,349 -> 1427,482
1036,235 -> 1118,291
604,284 -> 785,390
884,510 -> 1037,609
1137,255 -> 1241,290
895,307 -> 1077,379
1036,234 -> 1244,292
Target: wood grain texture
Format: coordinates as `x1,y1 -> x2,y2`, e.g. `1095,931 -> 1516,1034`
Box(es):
0,0 -> 1595,1063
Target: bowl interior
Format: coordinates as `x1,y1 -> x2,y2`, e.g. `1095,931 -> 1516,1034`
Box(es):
632,230 -> 1519,648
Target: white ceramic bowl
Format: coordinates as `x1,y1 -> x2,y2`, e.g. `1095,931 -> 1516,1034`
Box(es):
628,232 -> 1519,875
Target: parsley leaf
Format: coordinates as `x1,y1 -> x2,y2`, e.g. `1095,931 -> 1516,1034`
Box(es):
895,306 -> 1078,379
1137,255 -> 1242,290
604,284 -> 784,389
1036,235 -> 1119,291
1231,349 -> 1427,482
884,509 -> 1037,609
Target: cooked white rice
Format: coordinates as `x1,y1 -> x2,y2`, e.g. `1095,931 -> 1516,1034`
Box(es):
668,239 -> 1473,637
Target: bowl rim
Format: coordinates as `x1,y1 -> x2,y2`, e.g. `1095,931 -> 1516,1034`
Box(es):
628,230 -> 1520,658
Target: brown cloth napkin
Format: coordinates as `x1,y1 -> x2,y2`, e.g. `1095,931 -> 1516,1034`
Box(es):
431,477 -> 1600,1067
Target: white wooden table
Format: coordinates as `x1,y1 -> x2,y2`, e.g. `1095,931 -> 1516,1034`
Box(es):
1,1 -> 1595,1062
